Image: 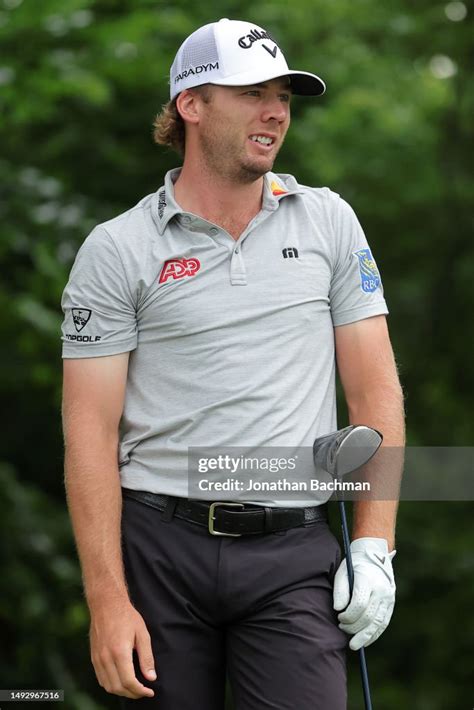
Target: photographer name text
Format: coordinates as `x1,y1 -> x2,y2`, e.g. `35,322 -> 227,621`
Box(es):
197,478 -> 370,492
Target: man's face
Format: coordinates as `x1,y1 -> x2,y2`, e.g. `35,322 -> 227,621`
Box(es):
194,77 -> 292,183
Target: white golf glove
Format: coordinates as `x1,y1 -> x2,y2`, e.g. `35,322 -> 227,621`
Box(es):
333,537 -> 396,651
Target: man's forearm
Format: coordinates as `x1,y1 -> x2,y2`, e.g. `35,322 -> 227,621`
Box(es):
64,435 -> 129,609
347,385 -> 405,551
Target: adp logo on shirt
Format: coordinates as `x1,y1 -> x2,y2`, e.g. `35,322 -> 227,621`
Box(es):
159,257 -> 201,284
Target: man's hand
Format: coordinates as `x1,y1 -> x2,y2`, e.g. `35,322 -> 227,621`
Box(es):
333,537 -> 396,651
90,599 -> 157,699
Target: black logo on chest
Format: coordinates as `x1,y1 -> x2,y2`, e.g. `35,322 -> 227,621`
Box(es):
282,247 -> 299,259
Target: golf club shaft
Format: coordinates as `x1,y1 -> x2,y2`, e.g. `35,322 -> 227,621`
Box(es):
338,499 -> 373,710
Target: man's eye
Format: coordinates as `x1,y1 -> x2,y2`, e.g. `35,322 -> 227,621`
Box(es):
246,90 -> 260,96
280,94 -> 291,102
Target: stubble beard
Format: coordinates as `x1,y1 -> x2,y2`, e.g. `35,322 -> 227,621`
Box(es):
199,125 -> 278,184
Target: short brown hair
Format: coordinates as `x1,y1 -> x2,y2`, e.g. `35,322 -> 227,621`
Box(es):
152,85 -> 213,157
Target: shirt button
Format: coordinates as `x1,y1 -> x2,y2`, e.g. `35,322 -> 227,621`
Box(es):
210,227 -> 218,235
182,216 -> 191,224
235,247 -> 240,254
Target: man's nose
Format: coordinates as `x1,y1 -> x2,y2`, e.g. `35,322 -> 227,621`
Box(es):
260,97 -> 289,123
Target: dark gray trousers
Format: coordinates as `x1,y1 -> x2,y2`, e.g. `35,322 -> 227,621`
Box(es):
119,497 -> 347,709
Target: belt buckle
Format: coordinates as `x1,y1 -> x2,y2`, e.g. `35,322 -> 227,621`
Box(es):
208,501 -> 245,536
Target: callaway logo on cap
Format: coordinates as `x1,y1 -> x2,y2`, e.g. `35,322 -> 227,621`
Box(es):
169,18 -> 326,100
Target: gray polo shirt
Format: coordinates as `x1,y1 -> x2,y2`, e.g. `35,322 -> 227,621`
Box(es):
61,168 -> 388,506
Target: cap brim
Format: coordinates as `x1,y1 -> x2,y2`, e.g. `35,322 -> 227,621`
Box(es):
287,70 -> 326,96
208,67 -> 326,96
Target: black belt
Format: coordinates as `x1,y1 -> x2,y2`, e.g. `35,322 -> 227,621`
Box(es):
122,488 -> 328,536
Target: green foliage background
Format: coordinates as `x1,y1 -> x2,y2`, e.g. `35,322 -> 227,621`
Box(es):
1,0 -> 473,708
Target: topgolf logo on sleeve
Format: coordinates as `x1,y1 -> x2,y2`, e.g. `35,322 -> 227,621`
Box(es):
72,308 -> 92,332
353,248 -> 381,293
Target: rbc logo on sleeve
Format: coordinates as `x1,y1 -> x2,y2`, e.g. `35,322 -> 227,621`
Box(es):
353,248 -> 381,293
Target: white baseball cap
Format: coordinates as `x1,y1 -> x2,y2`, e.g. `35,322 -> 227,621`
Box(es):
170,18 -> 326,101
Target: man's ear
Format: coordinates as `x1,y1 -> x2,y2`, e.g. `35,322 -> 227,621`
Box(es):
176,89 -> 201,125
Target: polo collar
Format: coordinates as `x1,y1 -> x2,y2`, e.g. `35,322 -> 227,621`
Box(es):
152,168 -> 303,234
262,171 -> 304,210
152,168 -> 183,235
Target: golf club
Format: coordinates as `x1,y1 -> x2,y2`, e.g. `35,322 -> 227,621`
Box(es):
313,424 -> 383,710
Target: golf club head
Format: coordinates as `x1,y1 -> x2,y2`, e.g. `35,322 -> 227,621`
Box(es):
313,425 -> 383,478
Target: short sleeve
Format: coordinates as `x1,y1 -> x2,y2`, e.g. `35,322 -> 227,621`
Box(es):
61,226 -> 138,358
328,196 -> 389,326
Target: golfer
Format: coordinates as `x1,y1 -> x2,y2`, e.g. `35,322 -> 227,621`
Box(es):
61,18 -> 405,709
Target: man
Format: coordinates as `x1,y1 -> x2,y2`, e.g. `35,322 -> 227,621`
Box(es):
61,18 -> 405,709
